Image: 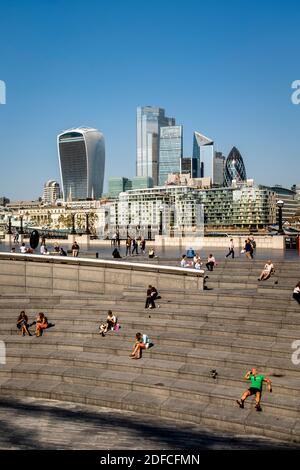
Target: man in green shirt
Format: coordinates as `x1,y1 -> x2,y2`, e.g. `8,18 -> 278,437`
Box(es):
236,368 -> 272,412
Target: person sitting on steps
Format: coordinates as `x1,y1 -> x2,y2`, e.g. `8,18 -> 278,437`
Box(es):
16,311 -> 32,336
257,260 -> 275,281
129,332 -> 151,359
292,282 -> 300,304
35,312 -> 49,337
145,285 -> 159,309
99,310 -> 117,337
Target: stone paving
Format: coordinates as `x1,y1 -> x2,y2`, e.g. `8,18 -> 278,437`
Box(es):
0,397 -> 296,450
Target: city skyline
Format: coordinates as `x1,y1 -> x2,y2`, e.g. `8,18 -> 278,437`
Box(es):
0,0 -> 300,200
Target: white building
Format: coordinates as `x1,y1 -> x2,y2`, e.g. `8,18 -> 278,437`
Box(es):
42,180 -> 61,205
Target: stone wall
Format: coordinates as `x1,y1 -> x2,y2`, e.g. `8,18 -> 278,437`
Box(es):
154,235 -> 285,250
0,253 -> 203,296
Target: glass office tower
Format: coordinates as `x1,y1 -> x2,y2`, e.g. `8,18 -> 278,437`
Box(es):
192,131 -> 225,185
159,126 -> 183,186
58,127 -> 105,201
224,146 -> 247,187
136,106 -> 175,186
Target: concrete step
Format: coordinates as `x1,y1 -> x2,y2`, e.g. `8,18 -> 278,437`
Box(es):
2,334 -> 299,377
2,349 -> 300,399
0,377 -> 299,443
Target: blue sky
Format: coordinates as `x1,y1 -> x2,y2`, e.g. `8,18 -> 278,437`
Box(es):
0,0 -> 299,200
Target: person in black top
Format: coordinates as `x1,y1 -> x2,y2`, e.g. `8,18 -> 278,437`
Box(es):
112,248 -> 122,258
145,285 -> 158,309
16,311 -> 32,336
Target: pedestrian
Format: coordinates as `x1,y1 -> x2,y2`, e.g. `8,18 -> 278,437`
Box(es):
225,239 -> 235,259
131,237 -> 139,255
140,237 -> 146,255
72,240 -> 80,257
13,231 -> 19,244
125,237 -> 131,256
244,238 -> 253,260
236,368 -> 272,412
250,236 -> 256,257
293,282 -> 300,304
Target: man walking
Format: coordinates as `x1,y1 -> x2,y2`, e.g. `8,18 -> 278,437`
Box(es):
225,239 -> 235,259
236,367 -> 272,412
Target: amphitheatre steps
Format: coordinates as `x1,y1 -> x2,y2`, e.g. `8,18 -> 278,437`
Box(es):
4,346 -> 300,395
0,258 -> 300,444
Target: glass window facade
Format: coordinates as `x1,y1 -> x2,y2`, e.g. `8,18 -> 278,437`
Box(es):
159,126 -> 183,186
224,147 -> 247,187
136,106 -> 175,186
58,127 -> 105,201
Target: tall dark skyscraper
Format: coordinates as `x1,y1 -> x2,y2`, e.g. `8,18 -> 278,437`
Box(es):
57,127 -> 105,201
136,106 -> 175,186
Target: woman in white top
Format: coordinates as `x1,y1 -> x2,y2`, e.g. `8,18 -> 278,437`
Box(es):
257,260 -> 275,281
20,243 -> 27,253
293,282 -> 300,304
206,254 -> 216,271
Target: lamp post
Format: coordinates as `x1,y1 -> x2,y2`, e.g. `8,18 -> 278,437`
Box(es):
276,200 -> 284,235
7,213 -> 12,235
19,214 -> 24,234
85,212 -> 91,235
70,213 -> 76,235
159,205 -> 163,236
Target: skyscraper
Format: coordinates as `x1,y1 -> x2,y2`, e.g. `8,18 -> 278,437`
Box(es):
136,106 -> 175,186
224,146 -> 247,187
192,131 -> 225,185
159,125 -> 183,186
57,127 -> 105,201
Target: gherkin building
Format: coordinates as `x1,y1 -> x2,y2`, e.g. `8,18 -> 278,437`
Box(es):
224,146 -> 247,186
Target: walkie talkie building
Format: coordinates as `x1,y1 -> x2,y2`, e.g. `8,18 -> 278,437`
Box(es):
58,127 -> 105,201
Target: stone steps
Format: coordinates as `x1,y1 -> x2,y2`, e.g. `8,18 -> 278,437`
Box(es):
0,377 -> 299,443
3,347 -> 300,397
2,334 -> 298,378
0,256 -> 300,445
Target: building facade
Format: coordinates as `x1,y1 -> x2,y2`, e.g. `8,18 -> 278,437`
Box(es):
192,132 -> 225,185
109,186 -> 204,239
266,185 -> 300,222
109,183 -> 276,237
136,106 -> 175,186
108,177 -> 132,198
42,180 -> 61,205
57,127 -> 105,201
159,126 -> 183,186
224,146 -> 247,187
